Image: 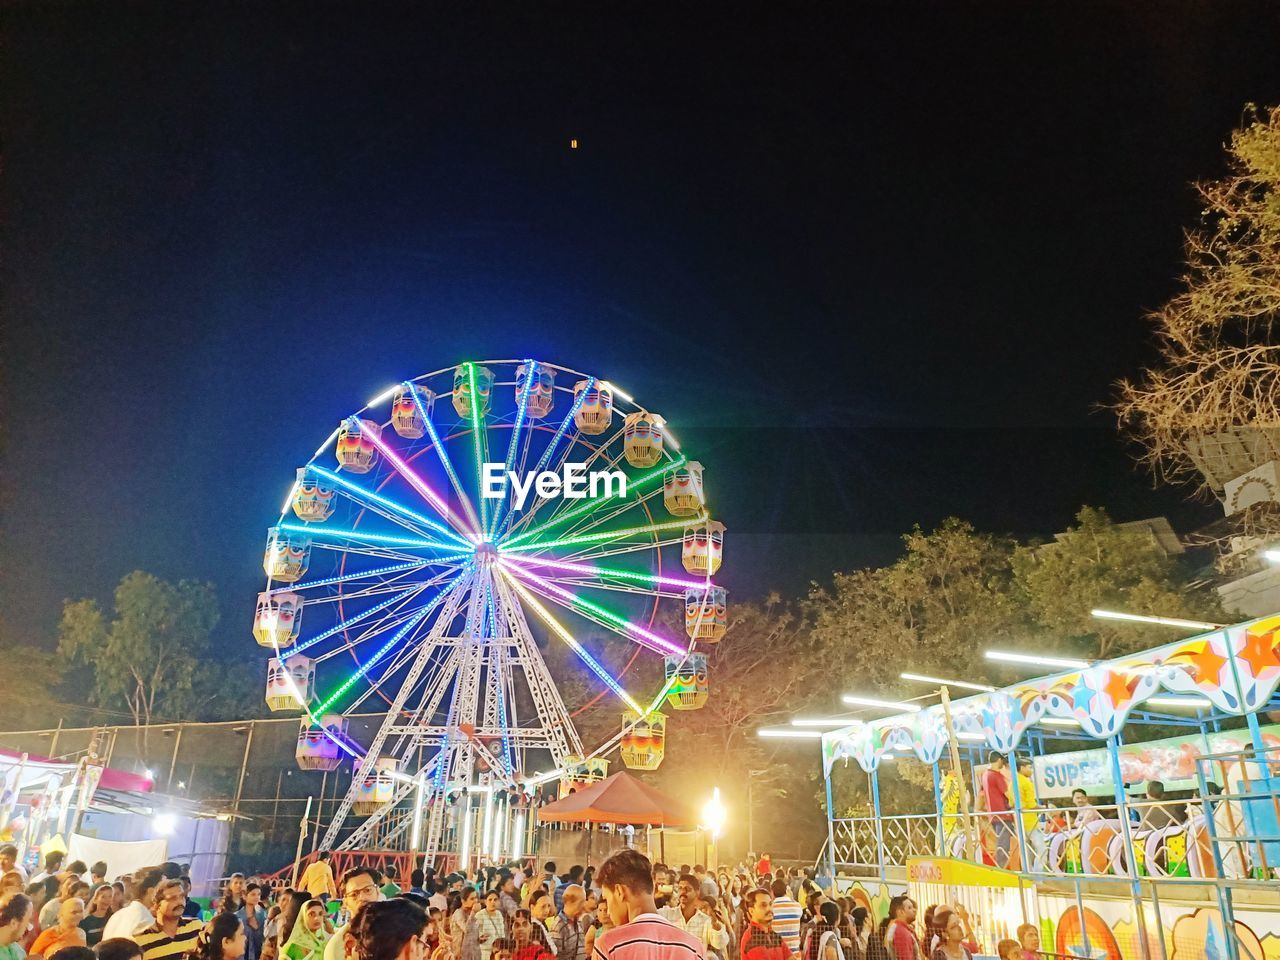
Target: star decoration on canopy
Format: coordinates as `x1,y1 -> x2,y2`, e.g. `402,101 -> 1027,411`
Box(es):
1169,641 -> 1228,685
1236,627 -> 1280,679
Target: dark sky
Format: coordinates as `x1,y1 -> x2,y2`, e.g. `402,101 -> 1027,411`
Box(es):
4,2 -> 1280,655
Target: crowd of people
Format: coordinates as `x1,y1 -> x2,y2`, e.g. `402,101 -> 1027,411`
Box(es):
0,847 -> 1047,960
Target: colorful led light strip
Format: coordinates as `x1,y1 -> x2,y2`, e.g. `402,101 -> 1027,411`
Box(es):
307,465 -> 471,548
502,454 -> 686,548
363,424 -> 474,540
409,383 -> 484,535
289,588 -> 421,656
487,358 -> 535,541
500,571 -> 642,713
283,559 -> 430,592
501,513 -> 703,555
278,521 -> 467,553
313,580 -> 459,715
468,362 -> 488,534
529,375 -> 592,481
502,561 -> 684,656
500,554 -> 715,591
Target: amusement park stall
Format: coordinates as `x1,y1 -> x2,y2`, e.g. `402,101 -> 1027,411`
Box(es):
820,614 -> 1280,960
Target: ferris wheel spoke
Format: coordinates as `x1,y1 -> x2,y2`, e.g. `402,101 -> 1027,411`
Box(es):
410,385 -> 484,536
306,465 -> 472,549
363,428 -> 479,543
505,427 -> 628,539
288,587 -> 424,657
496,569 -> 644,713
310,571 -> 471,714
499,560 -> 684,657
299,567 -> 463,607
282,559 -> 437,593
501,456 -> 686,550
558,536 -> 685,563
279,521 -> 471,557
503,514 -> 697,558
510,576 -> 683,600
462,362 -> 493,534
498,553 -> 710,591
560,485 -> 666,540
484,359 -> 537,541
499,379 -> 597,537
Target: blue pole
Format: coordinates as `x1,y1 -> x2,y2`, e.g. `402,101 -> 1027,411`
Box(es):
872,767 -> 887,882
1108,735 -> 1153,960
824,762 -> 838,882
1196,754 -> 1241,960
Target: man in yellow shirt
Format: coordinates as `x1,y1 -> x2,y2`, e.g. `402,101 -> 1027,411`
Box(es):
1009,758 -> 1045,872
298,850 -> 339,902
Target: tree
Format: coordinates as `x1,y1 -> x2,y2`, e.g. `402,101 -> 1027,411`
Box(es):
807,519 -> 1027,812
57,571 -> 220,758
1116,104 -> 1280,496
1012,506 -> 1226,660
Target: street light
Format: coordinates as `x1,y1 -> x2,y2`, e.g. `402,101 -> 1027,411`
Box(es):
1090,609 -> 1224,631
840,694 -> 922,712
899,672 -> 996,693
985,650 -> 1092,670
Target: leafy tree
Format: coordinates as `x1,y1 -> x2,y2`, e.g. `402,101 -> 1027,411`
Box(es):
807,518 -> 1026,812
0,646 -> 65,730
57,571 -> 220,758
1012,506 -> 1225,660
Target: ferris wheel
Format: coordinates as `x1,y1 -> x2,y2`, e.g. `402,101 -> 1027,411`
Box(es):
255,359 -> 727,860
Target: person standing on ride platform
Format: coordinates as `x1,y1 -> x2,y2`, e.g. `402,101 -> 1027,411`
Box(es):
299,855 -> 339,905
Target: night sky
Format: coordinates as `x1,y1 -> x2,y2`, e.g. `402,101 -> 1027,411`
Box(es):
4,3 -> 1280,655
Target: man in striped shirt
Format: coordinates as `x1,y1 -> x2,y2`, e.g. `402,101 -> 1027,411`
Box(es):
766,881 -> 800,955
135,879 -> 204,960
592,849 -> 705,960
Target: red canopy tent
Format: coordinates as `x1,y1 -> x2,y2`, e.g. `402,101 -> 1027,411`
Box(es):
536,771 -> 699,826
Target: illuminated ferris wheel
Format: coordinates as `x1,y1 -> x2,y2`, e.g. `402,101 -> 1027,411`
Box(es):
254,359 -> 727,860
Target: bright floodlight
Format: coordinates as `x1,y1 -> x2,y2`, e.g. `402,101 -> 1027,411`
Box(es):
985,650 -> 1092,670
1265,549 -> 1280,564
1091,609 -> 1223,631
757,728 -> 825,739
840,694 -> 922,713
153,812 -> 177,836
701,787 -> 726,839
900,672 -> 996,692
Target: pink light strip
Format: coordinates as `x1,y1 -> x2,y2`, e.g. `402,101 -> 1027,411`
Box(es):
500,553 -> 714,591
500,560 -> 685,657
365,427 -> 476,539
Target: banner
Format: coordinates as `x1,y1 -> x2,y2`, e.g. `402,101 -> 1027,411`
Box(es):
1032,723 -> 1280,799
67,834 -> 168,879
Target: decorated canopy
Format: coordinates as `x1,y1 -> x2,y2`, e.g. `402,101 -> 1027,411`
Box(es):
822,612 -> 1280,775
535,770 -> 699,826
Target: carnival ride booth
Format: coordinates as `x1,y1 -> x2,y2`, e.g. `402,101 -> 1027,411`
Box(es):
536,770 -> 704,866
0,748 -> 231,890
821,614 -> 1280,960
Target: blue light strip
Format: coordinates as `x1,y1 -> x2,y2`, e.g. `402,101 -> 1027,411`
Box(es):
289,588 -> 419,656
307,465 -> 471,548
278,521 -> 469,554
410,383 -> 484,536
284,559 -> 428,592
487,358 -> 535,541
314,574 -> 463,713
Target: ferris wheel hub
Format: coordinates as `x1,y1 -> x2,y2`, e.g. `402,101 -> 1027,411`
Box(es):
474,542 -> 500,564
